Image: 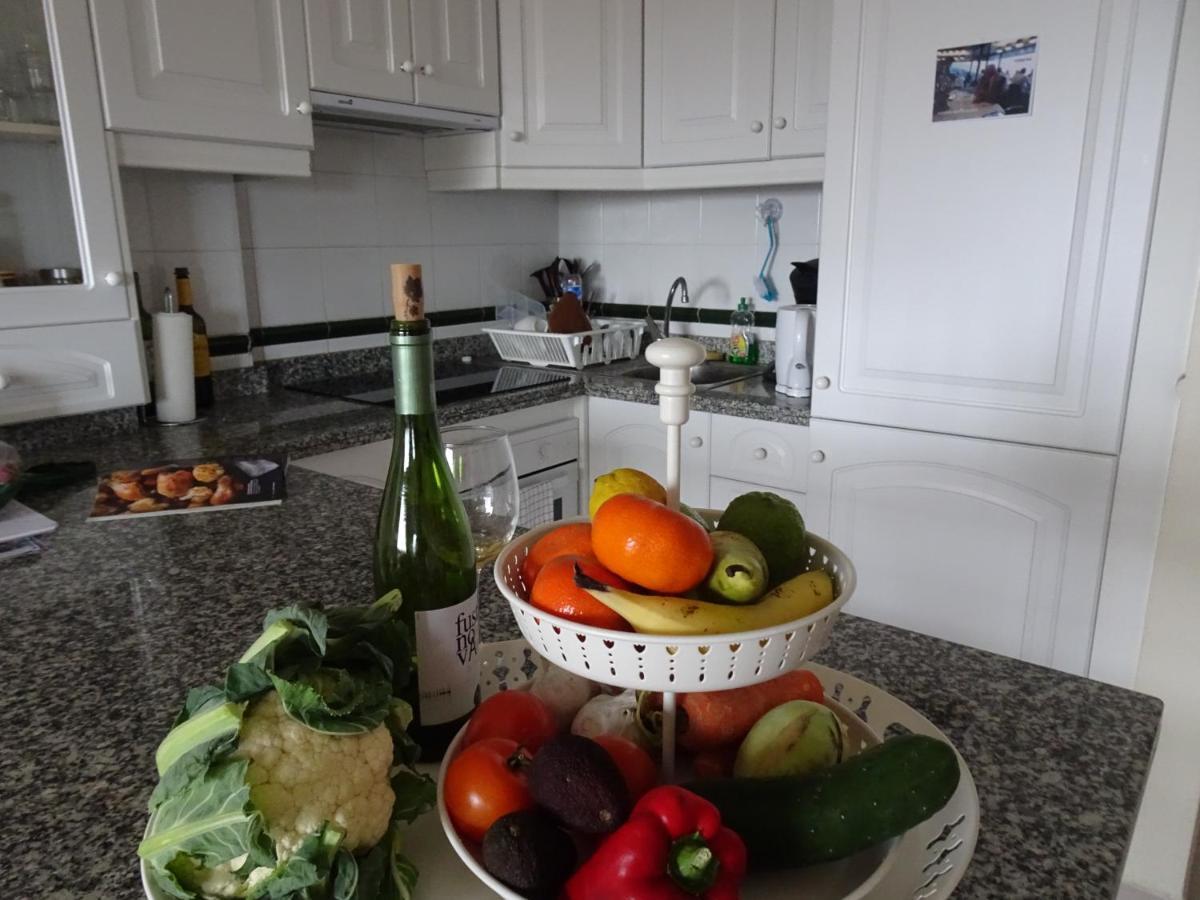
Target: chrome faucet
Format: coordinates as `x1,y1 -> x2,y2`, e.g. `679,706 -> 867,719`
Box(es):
662,276 -> 690,339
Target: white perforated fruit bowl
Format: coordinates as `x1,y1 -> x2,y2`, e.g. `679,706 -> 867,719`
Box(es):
492,512 -> 855,693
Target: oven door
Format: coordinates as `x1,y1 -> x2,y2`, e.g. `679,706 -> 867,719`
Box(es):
517,462 -> 580,528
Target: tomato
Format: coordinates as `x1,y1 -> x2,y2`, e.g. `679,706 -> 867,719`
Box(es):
444,737 -> 534,843
464,691 -> 558,752
593,735 -> 658,800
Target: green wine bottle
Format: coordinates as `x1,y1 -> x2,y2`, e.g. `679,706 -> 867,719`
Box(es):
373,263 -> 479,759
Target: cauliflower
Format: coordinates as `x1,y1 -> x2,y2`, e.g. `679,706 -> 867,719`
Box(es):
236,691 -> 395,857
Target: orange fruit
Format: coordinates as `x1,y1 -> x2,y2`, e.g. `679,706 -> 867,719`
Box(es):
592,494 -> 714,594
529,554 -> 633,631
522,522 -> 593,587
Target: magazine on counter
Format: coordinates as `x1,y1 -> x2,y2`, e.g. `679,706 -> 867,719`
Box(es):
88,455 -> 287,521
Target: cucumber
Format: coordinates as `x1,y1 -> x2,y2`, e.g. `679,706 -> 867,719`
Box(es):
687,734 -> 960,867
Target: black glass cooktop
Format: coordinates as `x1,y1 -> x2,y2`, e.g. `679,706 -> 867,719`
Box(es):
287,362 -> 574,407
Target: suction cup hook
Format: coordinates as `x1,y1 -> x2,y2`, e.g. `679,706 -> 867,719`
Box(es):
757,196 -> 783,223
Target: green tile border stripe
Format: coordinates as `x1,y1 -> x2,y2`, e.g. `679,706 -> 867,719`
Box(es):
210,303 -> 777,357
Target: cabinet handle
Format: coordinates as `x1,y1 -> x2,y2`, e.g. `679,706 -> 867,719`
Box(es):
509,130 -> 524,142
420,63 -> 434,76
399,60 -> 414,74
689,436 -> 704,448
810,450 -> 826,463
295,100 -> 312,115
103,271 -> 124,287
774,116 -> 787,129
814,376 -> 831,390
752,447 -> 768,460
750,120 -> 764,133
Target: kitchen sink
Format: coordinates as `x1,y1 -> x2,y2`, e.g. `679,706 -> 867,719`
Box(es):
620,361 -> 768,389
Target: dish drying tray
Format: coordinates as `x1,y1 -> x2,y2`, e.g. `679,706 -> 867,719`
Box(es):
483,317 -> 645,369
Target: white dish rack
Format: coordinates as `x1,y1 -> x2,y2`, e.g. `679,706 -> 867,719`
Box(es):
483,317 -> 645,369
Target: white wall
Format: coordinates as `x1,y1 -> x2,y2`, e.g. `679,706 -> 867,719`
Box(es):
558,184 -> 821,336
121,127 -> 559,361
239,127 -> 557,357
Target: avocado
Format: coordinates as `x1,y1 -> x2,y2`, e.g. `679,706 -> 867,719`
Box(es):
705,530 -> 770,603
528,734 -> 631,834
718,491 -> 808,586
482,810 -> 576,899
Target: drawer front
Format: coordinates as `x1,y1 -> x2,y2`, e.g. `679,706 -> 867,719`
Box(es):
710,414 -> 809,493
0,320 -> 146,424
710,476 -> 806,516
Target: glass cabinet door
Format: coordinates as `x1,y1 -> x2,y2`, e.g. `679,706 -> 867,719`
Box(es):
0,0 -> 131,328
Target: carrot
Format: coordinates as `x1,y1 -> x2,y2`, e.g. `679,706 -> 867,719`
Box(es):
690,746 -> 737,779
679,669 -> 824,751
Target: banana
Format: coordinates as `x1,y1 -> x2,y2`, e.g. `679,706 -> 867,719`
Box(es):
576,567 -> 835,635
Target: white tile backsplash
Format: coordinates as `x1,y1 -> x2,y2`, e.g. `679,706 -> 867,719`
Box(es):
143,171 -> 240,252
165,249 -> 250,334
374,176 -> 432,246
433,244 -> 482,310
241,176 -> 321,249
311,126 -> 376,175
321,247 -> 383,320
560,184 -> 821,318
372,133 -> 426,178
314,172 -> 377,248
254,248 -> 325,326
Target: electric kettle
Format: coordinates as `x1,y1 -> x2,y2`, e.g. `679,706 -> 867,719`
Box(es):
774,304 -> 816,398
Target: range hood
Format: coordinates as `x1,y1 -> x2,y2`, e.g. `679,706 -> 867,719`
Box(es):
310,90 -> 499,135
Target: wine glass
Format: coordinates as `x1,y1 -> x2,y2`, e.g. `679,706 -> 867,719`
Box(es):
442,425 -> 520,567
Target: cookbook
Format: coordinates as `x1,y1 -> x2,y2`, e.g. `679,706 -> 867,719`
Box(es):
88,455 -> 287,521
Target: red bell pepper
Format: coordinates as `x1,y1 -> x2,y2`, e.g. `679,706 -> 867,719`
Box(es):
564,785 -> 748,900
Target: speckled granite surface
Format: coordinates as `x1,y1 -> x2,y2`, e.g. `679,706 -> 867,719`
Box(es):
0,360 -> 1158,899
0,465 -> 1162,899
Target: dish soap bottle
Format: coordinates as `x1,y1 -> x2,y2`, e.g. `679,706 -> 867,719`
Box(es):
728,298 -> 759,364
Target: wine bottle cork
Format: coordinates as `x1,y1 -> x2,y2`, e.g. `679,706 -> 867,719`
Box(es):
390,264 -> 425,321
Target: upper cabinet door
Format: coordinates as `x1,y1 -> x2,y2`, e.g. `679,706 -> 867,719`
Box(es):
2,0 -> 131,330
305,0 -> 415,103
410,0 -> 500,114
805,418 -> 1116,675
770,0 -> 832,158
813,0 -> 1182,453
88,0 -> 313,148
499,0 -> 642,168
643,0 -> 775,166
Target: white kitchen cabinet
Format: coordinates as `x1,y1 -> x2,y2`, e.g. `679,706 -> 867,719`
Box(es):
805,418 -> 1116,675
88,0 -> 312,149
770,0 -> 832,158
498,0 -> 642,168
410,0 -> 500,114
643,0 -> 775,167
709,413 -> 810,494
0,321 -> 146,425
710,476 -> 806,516
305,0 -> 416,103
1,0 -> 133,332
587,398 -> 710,508
813,0 -> 1181,454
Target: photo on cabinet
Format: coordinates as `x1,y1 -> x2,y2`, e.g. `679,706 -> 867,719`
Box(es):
932,35 -> 1037,122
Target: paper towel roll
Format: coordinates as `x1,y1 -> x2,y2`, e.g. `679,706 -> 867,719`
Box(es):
153,312 -> 196,423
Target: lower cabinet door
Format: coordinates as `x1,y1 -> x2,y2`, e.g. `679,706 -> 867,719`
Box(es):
709,476 -> 806,517
805,418 -> 1115,674
0,320 -> 147,424
587,397 -> 710,509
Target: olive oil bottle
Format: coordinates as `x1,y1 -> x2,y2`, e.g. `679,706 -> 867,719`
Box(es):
373,264 -> 479,758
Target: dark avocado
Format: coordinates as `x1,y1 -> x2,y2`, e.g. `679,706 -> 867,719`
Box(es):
528,734 -> 631,834
481,809 -> 576,898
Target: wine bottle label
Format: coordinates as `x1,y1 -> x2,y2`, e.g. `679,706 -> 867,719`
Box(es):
414,593 -> 480,725
193,334 -> 212,377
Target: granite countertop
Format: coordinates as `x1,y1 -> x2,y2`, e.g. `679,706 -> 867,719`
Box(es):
0,360 -> 1160,899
